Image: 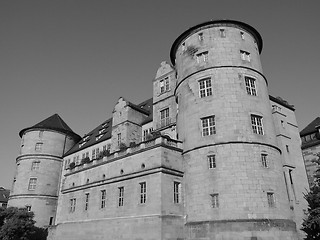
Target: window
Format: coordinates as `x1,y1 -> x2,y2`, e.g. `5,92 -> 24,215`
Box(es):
199,78 -> 212,98
82,153 -> 85,159
261,154 -> 268,168
267,192 -> 275,207
49,217 -> 54,225
198,32 -> 204,41
208,155 -> 216,169
117,133 -> 121,147
211,193 -> 219,208
140,182 -> 147,204
143,127 -> 153,141
240,50 -> 251,62
28,178 -> 37,190
118,187 -> 124,207
70,198 -> 76,212
84,193 -> 89,211
196,51 -> 208,63
31,161 -> 40,170
103,145 -> 106,151
286,145 -> 289,152
39,130 -> 44,138
86,152 -> 89,158
92,149 -> 96,159
244,76 -> 257,96
289,170 -> 297,201
251,115 -> 263,135
240,31 -> 244,40
96,134 -> 103,141
160,77 -> 170,93
26,205 -> 31,212
173,182 -> 181,204
201,116 -> 216,136
101,190 -> 106,209
96,148 -> 100,157
35,143 -> 43,152
219,29 -> 226,38
160,108 -> 170,128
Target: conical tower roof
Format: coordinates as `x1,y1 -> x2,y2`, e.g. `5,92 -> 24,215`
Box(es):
19,113 -> 81,141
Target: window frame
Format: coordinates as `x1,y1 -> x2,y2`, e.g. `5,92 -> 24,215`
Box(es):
70,198 -> 76,213
244,76 -> 257,96
240,50 -> 251,62
208,155 -> 216,169
267,192 -> 275,207
211,193 -> 219,208
173,181 -> 181,204
139,182 -> 147,204
101,190 -> 106,209
196,51 -> 209,63
201,116 -> 216,136
31,161 -> 40,171
35,143 -> 43,152
160,108 -> 170,128
261,153 -> 268,168
198,77 -> 212,98
84,193 -> 90,211
251,115 -> 264,135
118,187 -> 124,207
28,178 -> 37,191
160,77 -> 170,94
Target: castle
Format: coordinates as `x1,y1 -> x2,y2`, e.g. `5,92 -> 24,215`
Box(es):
8,20 -> 309,240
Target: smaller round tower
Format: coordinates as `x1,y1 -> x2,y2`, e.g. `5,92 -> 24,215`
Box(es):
8,114 -> 80,227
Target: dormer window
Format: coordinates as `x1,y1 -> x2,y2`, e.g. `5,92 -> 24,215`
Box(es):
99,128 -> 106,134
96,134 -> 104,141
160,77 -> 170,94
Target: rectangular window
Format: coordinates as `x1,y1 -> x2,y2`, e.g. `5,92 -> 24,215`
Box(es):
84,193 -> 89,211
143,127 -> 153,141
199,78 -> 212,98
220,29 -> 226,38
173,182 -> 181,204
28,178 -> 37,190
82,153 -> 85,159
39,130 -> 44,138
35,143 -> 43,152
240,50 -> 251,62
201,116 -> 216,136
31,161 -> 40,170
117,133 -> 121,147
196,51 -> 208,63
160,108 -> 170,128
211,193 -> 219,208
198,32 -> 204,41
289,169 -> 297,201
118,187 -> 124,207
245,76 -> 257,96
96,148 -> 100,158
86,152 -> 89,158
251,115 -> 263,135
267,192 -> 275,207
101,190 -> 106,209
70,198 -> 76,212
92,149 -> 96,159
140,182 -> 147,204
240,31 -> 244,40
160,77 -> 170,93
103,145 -> 106,151
26,205 -> 31,212
261,154 -> 268,168
286,145 -> 289,152
208,155 -> 216,169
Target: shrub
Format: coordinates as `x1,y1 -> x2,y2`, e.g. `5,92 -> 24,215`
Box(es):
69,162 -> 76,169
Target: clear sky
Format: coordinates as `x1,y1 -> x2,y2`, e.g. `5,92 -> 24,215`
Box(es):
0,0 -> 319,189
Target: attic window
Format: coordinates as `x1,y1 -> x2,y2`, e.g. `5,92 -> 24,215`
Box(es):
101,122 -> 109,128
79,142 -> 87,148
83,136 -> 89,141
99,129 -> 106,134
96,134 -> 104,141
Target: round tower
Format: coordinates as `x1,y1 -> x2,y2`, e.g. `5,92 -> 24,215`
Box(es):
171,20 -> 298,239
8,114 -> 81,227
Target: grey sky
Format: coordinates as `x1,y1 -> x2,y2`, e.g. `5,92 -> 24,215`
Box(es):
0,0 -> 319,189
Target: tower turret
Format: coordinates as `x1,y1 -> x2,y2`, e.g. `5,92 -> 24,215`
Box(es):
171,20 -> 299,239
8,114 -> 81,227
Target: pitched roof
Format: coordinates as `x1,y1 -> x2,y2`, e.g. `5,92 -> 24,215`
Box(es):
0,187 -> 10,203
64,98 -> 153,157
300,117 -> 320,136
19,114 -> 81,141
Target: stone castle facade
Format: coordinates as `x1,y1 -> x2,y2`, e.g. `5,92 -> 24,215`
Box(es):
8,20 -> 309,240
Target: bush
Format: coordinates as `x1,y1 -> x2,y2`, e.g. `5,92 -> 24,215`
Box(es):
129,142 -> 137,147
119,142 -> 127,151
81,157 -> 90,164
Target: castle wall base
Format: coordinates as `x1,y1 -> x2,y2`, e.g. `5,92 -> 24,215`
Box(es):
185,219 -> 298,240
48,215 -> 184,240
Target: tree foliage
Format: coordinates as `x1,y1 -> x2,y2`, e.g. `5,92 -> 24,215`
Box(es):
302,153 -> 320,239
0,207 -> 47,240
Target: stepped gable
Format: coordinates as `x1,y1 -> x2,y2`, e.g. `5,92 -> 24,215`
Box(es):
300,117 -> 320,136
64,98 -> 153,156
19,113 -> 81,141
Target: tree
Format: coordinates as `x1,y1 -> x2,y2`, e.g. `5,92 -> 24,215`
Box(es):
0,207 -> 47,240
302,153 -> 320,239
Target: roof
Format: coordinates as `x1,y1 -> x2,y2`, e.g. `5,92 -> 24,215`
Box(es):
0,187 -> 10,203
170,19 -> 263,65
269,95 -> 295,111
300,117 -> 320,136
64,98 -> 153,157
19,114 -> 81,141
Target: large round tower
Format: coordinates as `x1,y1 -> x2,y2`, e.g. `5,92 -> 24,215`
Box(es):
171,20 -> 298,239
8,114 -> 80,227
